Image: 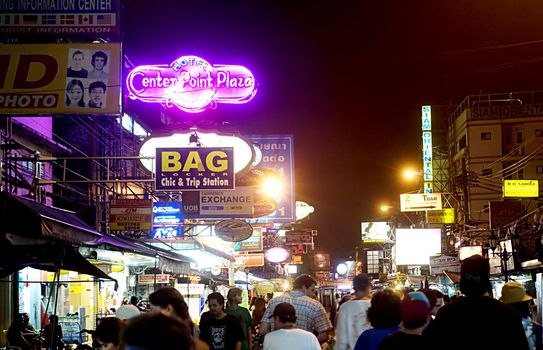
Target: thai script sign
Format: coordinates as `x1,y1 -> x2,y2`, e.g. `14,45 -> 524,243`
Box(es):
429,255 -> 460,274
503,179 -> 539,198
138,274 -> 170,284
247,135 -> 295,223
156,147 -> 234,191
0,0 -> 119,38
109,199 -> 152,231
426,208 -> 455,224
234,253 -> 265,267
0,43 -> 121,115
126,55 -> 256,113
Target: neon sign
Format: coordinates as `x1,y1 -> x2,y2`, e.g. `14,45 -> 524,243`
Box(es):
126,55 -> 256,113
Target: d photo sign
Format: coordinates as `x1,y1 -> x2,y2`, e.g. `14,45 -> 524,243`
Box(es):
126,55 -> 256,113
0,43 -> 121,115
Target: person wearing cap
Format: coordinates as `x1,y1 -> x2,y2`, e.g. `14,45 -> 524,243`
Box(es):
427,255 -> 529,350
500,281 -> 536,350
378,291 -> 431,350
263,303 -> 320,350
335,274 -> 373,350
260,274 -> 332,344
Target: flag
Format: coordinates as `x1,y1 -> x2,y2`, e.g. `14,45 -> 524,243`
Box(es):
22,15 -> 38,25
14,15 -> 19,25
1,15 -> 9,25
96,14 -> 111,25
41,14 -> 57,25
78,15 -> 93,25
60,14 -> 75,25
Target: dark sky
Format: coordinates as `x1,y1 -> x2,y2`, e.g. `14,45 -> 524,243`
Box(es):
123,1 -> 543,259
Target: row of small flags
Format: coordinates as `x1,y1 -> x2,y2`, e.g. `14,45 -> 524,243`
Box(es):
0,14 -> 115,26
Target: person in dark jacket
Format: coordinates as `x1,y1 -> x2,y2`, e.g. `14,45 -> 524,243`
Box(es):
427,255 -> 530,350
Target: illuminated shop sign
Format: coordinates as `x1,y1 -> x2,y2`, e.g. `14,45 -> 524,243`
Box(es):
126,55 -> 256,113
421,105 -> 433,193
503,179 -> 539,198
156,147 -> 234,191
139,130 -> 254,175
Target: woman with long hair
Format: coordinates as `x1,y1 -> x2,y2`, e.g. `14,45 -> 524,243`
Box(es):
65,79 -> 85,107
149,287 -> 209,350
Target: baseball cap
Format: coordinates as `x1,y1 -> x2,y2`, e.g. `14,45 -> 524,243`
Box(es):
269,302 -> 297,323
460,254 -> 490,297
400,292 -> 431,324
500,281 -> 533,304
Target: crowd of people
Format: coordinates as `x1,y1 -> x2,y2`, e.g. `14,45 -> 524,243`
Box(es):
5,254 -> 539,350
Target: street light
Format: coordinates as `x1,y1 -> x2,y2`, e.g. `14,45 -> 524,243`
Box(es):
488,231 -> 520,282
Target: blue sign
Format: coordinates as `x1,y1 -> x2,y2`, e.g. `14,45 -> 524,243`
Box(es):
152,226 -> 184,239
247,135 -> 295,223
153,202 -> 183,225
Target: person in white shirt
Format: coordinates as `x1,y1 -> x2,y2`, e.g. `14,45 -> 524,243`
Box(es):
263,302 -> 320,350
335,274 -> 373,350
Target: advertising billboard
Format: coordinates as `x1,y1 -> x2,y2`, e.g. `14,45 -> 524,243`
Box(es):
247,135 -> 295,223
400,193 -> 442,212
234,227 -> 263,252
155,147 -> 234,191
0,0 -> 120,38
0,43 -> 121,115
361,221 -> 392,242
395,228 -> 441,265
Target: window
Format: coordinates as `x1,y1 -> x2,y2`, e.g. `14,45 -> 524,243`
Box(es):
482,168 -> 492,176
518,168 -> 525,179
536,166 -> 543,174
516,131 -> 523,144
459,135 -> 467,150
366,251 -> 380,274
481,132 -> 492,140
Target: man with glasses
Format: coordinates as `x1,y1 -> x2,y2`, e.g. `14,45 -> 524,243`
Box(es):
260,274 -> 332,344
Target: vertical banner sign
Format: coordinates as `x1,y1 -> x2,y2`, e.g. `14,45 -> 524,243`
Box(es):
0,43 -> 121,115
156,147 -> 234,191
247,135 -> 295,223
422,105 -> 433,193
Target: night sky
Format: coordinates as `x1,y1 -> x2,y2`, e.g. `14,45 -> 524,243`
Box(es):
122,1 -> 543,259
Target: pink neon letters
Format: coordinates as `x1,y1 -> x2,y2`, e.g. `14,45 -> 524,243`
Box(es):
126,55 -> 256,113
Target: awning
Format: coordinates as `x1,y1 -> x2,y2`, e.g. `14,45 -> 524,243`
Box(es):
0,192 -> 102,244
89,234 -> 194,275
0,239 -> 116,286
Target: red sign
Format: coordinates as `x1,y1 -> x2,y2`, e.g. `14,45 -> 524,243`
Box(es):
489,200 -> 522,228
285,231 -> 312,245
110,199 -> 153,231
137,274 -> 169,285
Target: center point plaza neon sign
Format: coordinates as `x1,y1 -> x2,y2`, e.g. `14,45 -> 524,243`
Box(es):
126,55 -> 257,113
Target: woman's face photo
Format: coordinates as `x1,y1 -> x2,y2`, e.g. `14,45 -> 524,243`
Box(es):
67,84 -> 83,103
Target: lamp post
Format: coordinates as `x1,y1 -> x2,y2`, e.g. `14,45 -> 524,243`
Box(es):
488,231 -> 520,282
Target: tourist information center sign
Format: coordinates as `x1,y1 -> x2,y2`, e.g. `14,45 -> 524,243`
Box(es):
126,55 -> 256,113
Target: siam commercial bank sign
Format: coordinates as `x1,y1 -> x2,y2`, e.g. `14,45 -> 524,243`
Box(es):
126,55 -> 256,113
